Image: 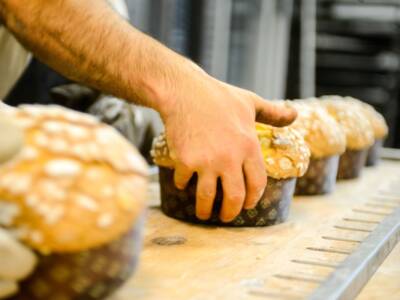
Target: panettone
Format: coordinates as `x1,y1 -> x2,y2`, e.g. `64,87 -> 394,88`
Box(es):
319,96 -> 374,150
290,100 -> 346,158
151,123 -> 310,226
0,104 -> 148,254
152,123 -> 310,180
343,96 -> 388,139
255,123 -> 310,178
280,100 -> 346,195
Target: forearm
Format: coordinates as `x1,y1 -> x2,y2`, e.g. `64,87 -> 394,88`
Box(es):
0,0 -> 196,115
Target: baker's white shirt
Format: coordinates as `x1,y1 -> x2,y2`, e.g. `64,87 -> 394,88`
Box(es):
0,28 -> 31,100
0,228 -> 37,299
0,0 -> 129,100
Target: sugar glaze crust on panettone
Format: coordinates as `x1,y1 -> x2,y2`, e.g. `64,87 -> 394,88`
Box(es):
290,100 -> 346,159
319,96 -> 375,150
151,123 -> 310,180
342,96 -> 388,140
0,105 -> 148,254
255,123 -> 310,179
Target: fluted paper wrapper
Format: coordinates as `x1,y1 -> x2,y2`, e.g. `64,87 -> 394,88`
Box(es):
159,167 -> 296,227
337,149 -> 368,180
8,216 -> 144,300
295,155 -> 339,195
366,139 -> 384,167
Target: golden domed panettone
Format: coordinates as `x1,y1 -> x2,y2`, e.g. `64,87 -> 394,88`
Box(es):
0,104 -> 148,253
290,100 -> 346,158
151,123 -> 310,226
319,96 -> 374,179
0,104 -> 148,300
152,123 -> 310,180
319,96 -> 374,150
341,96 -> 389,167
343,96 -> 388,139
255,123 -> 310,179
286,100 -> 346,195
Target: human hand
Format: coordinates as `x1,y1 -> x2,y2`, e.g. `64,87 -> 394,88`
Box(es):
157,65 -> 296,222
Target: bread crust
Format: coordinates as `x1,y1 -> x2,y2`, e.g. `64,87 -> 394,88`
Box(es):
151,124 -> 310,180
290,101 -> 346,158
319,96 -> 375,150
0,105 -> 148,253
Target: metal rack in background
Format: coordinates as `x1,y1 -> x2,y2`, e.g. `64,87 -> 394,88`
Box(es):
315,0 -> 400,148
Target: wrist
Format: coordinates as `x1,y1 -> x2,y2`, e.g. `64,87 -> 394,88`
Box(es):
136,55 -> 208,122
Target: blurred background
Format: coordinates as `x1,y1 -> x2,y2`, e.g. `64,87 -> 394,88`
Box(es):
5,0 -> 400,150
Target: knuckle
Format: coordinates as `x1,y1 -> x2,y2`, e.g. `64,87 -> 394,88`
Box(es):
179,155 -> 196,170
199,156 -> 213,167
219,153 -> 236,168
227,192 -> 245,204
249,177 -> 267,193
180,153 -> 214,170
197,188 -> 215,200
242,134 -> 258,152
253,181 -> 267,196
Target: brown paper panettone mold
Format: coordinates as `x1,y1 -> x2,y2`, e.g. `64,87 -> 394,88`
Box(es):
295,155 -> 339,195
336,149 -> 368,180
0,104 -> 148,299
152,123 -> 310,226
366,139 -> 384,167
158,168 -> 296,226
8,220 -> 143,300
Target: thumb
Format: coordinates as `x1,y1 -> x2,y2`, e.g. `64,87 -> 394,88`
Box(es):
254,98 -> 297,127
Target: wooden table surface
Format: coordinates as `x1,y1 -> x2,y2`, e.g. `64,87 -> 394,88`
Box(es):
112,160 -> 400,300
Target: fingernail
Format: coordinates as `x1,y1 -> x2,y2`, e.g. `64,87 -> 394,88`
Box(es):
175,183 -> 185,190
244,190 -> 264,209
196,212 -> 211,220
220,213 -> 235,223
244,202 -> 257,210
257,188 -> 265,200
221,218 -> 234,223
